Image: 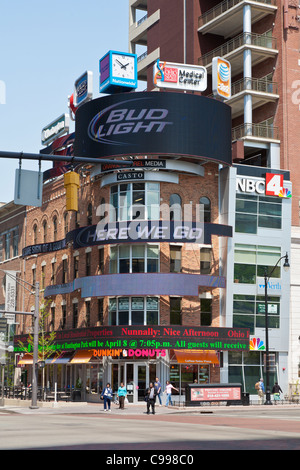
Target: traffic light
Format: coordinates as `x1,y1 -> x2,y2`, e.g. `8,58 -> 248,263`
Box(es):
64,171 -> 80,211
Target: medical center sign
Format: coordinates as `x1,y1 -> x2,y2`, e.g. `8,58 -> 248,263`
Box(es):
153,60 -> 207,92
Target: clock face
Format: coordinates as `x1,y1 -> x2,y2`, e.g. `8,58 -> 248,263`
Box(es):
112,54 -> 135,80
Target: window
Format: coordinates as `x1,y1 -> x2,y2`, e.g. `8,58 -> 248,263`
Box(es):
53,216 -> 58,242
235,193 -> 282,234
109,297 -> 159,326
33,224 -> 38,245
32,267 -> 36,286
200,248 -> 211,274
199,197 -> 211,223
86,251 -> 91,276
234,244 -> 281,284
98,298 -> 104,325
61,305 -> 67,329
74,255 -> 79,279
75,211 -> 80,228
86,301 -> 91,327
51,261 -> 56,285
170,297 -> 181,325
99,198 -> 106,222
170,194 -> 182,221
64,213 -> 69,237
87,204 -> 93,225
233,294 -> 280,334
41,265 -> 45,289
50,306 -> 55,332
12,228 -> 18,257
170,246 -> 181,273
200,299 -> 212,326
4,233 -> 10,260
43,220 -> 47,243
98,248 -> 104,274
110,182 -> 160,221
110,244 -> 159,274
73,303 -> 78,329
62,258 -> 68,284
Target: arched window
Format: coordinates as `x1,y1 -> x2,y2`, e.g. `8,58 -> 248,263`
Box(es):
199,197 -> 211,223
53,216 -> 58,242
64,212 -> 69,237
170,194 -> 182,221
99,197 -> 106,221
43,220 -> 47,243
33,224 -> 38,245
87,203 -> 93,225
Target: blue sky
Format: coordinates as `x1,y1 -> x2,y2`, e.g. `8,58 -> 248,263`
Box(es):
0,0 -> 133,203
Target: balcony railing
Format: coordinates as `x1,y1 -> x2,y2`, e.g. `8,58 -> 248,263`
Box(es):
198,32 -> 277,67
232,123 -> 279,141
198,0 -> 277,28
232,77 -> 278,95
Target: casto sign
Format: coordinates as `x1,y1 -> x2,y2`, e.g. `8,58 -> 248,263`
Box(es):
15,325 -> 250,353
74,92 -> 232,165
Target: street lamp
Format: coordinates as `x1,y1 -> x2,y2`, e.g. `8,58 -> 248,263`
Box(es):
264,253 -> 290,405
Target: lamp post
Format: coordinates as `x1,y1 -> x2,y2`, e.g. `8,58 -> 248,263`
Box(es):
264,253 -> 290,405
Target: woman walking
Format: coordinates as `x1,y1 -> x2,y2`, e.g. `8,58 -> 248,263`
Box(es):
101,383 -> 113,412
117,382 -> 127,409
164,381 -> 179,407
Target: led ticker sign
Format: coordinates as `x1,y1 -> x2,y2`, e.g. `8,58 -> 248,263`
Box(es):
15,325 -> 250,353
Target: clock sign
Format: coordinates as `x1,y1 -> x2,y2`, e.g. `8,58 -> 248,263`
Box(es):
99,50 -> 138,94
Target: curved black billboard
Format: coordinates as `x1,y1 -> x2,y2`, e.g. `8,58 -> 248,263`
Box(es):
74,92 -> 232,165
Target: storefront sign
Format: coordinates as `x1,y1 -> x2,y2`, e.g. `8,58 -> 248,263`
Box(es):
41,114 -> 70,146
116,171 -> 144,181
101,160 -> 166,172
74,92 -> 232,165
15,325 -> 250,353
153,60 -> 207,92
92,348 -> 166,358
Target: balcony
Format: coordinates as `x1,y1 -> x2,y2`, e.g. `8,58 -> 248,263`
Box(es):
232,122 -> 279,142
198,32 -> 278,76
198,0 -> 277,38
129,9 -> 160,47
227,77 -> 279,118
137,47 -> 160,81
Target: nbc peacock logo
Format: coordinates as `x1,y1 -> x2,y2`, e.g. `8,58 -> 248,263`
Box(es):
278,188 -> 292,199
250,337 -> 266,351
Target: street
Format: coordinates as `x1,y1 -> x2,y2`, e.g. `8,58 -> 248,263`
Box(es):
0,403 -> 300,451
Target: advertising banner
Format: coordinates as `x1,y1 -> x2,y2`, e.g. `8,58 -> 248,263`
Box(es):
74,92 -> 232,165
153,60 -> 207,92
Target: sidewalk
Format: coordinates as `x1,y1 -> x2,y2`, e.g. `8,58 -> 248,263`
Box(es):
0,398 -> 298,415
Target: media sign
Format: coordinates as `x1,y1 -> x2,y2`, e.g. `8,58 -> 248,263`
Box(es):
153,60 -> 207,92
74,92 -> 232,165
41,114 -> 70,146
15,325 -> 250,352
212,57 -> 231,101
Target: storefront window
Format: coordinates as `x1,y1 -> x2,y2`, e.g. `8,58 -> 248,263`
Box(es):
109,296 -> 159,325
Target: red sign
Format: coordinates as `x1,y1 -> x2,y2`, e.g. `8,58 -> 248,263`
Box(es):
265,173 -> 283,196
190,386 -> 241,402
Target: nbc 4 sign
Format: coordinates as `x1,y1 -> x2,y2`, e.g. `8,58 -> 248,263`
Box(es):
265,173 -> 292,198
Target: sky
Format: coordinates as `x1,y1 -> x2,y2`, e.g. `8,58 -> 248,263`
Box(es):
0,0 -> 139,203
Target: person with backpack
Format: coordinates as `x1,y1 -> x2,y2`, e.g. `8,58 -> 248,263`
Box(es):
272,382 -> 283,403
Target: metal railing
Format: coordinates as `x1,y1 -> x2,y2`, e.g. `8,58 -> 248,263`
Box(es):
198,32 -> 277,67
198,0 -> 277,28
232,122 -> 279,141
232,76 -> 278,96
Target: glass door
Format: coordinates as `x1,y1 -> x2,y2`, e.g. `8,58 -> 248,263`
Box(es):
136,364 -> 147,401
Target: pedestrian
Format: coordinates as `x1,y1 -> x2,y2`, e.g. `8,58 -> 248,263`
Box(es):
101,382 -> 113,412
117,382 -> 127,409
154,377 -> 162,406
255,378 -> 265,404
164,380 -> 179,407
145,382 -> 158,415
272,382 -> 283,403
